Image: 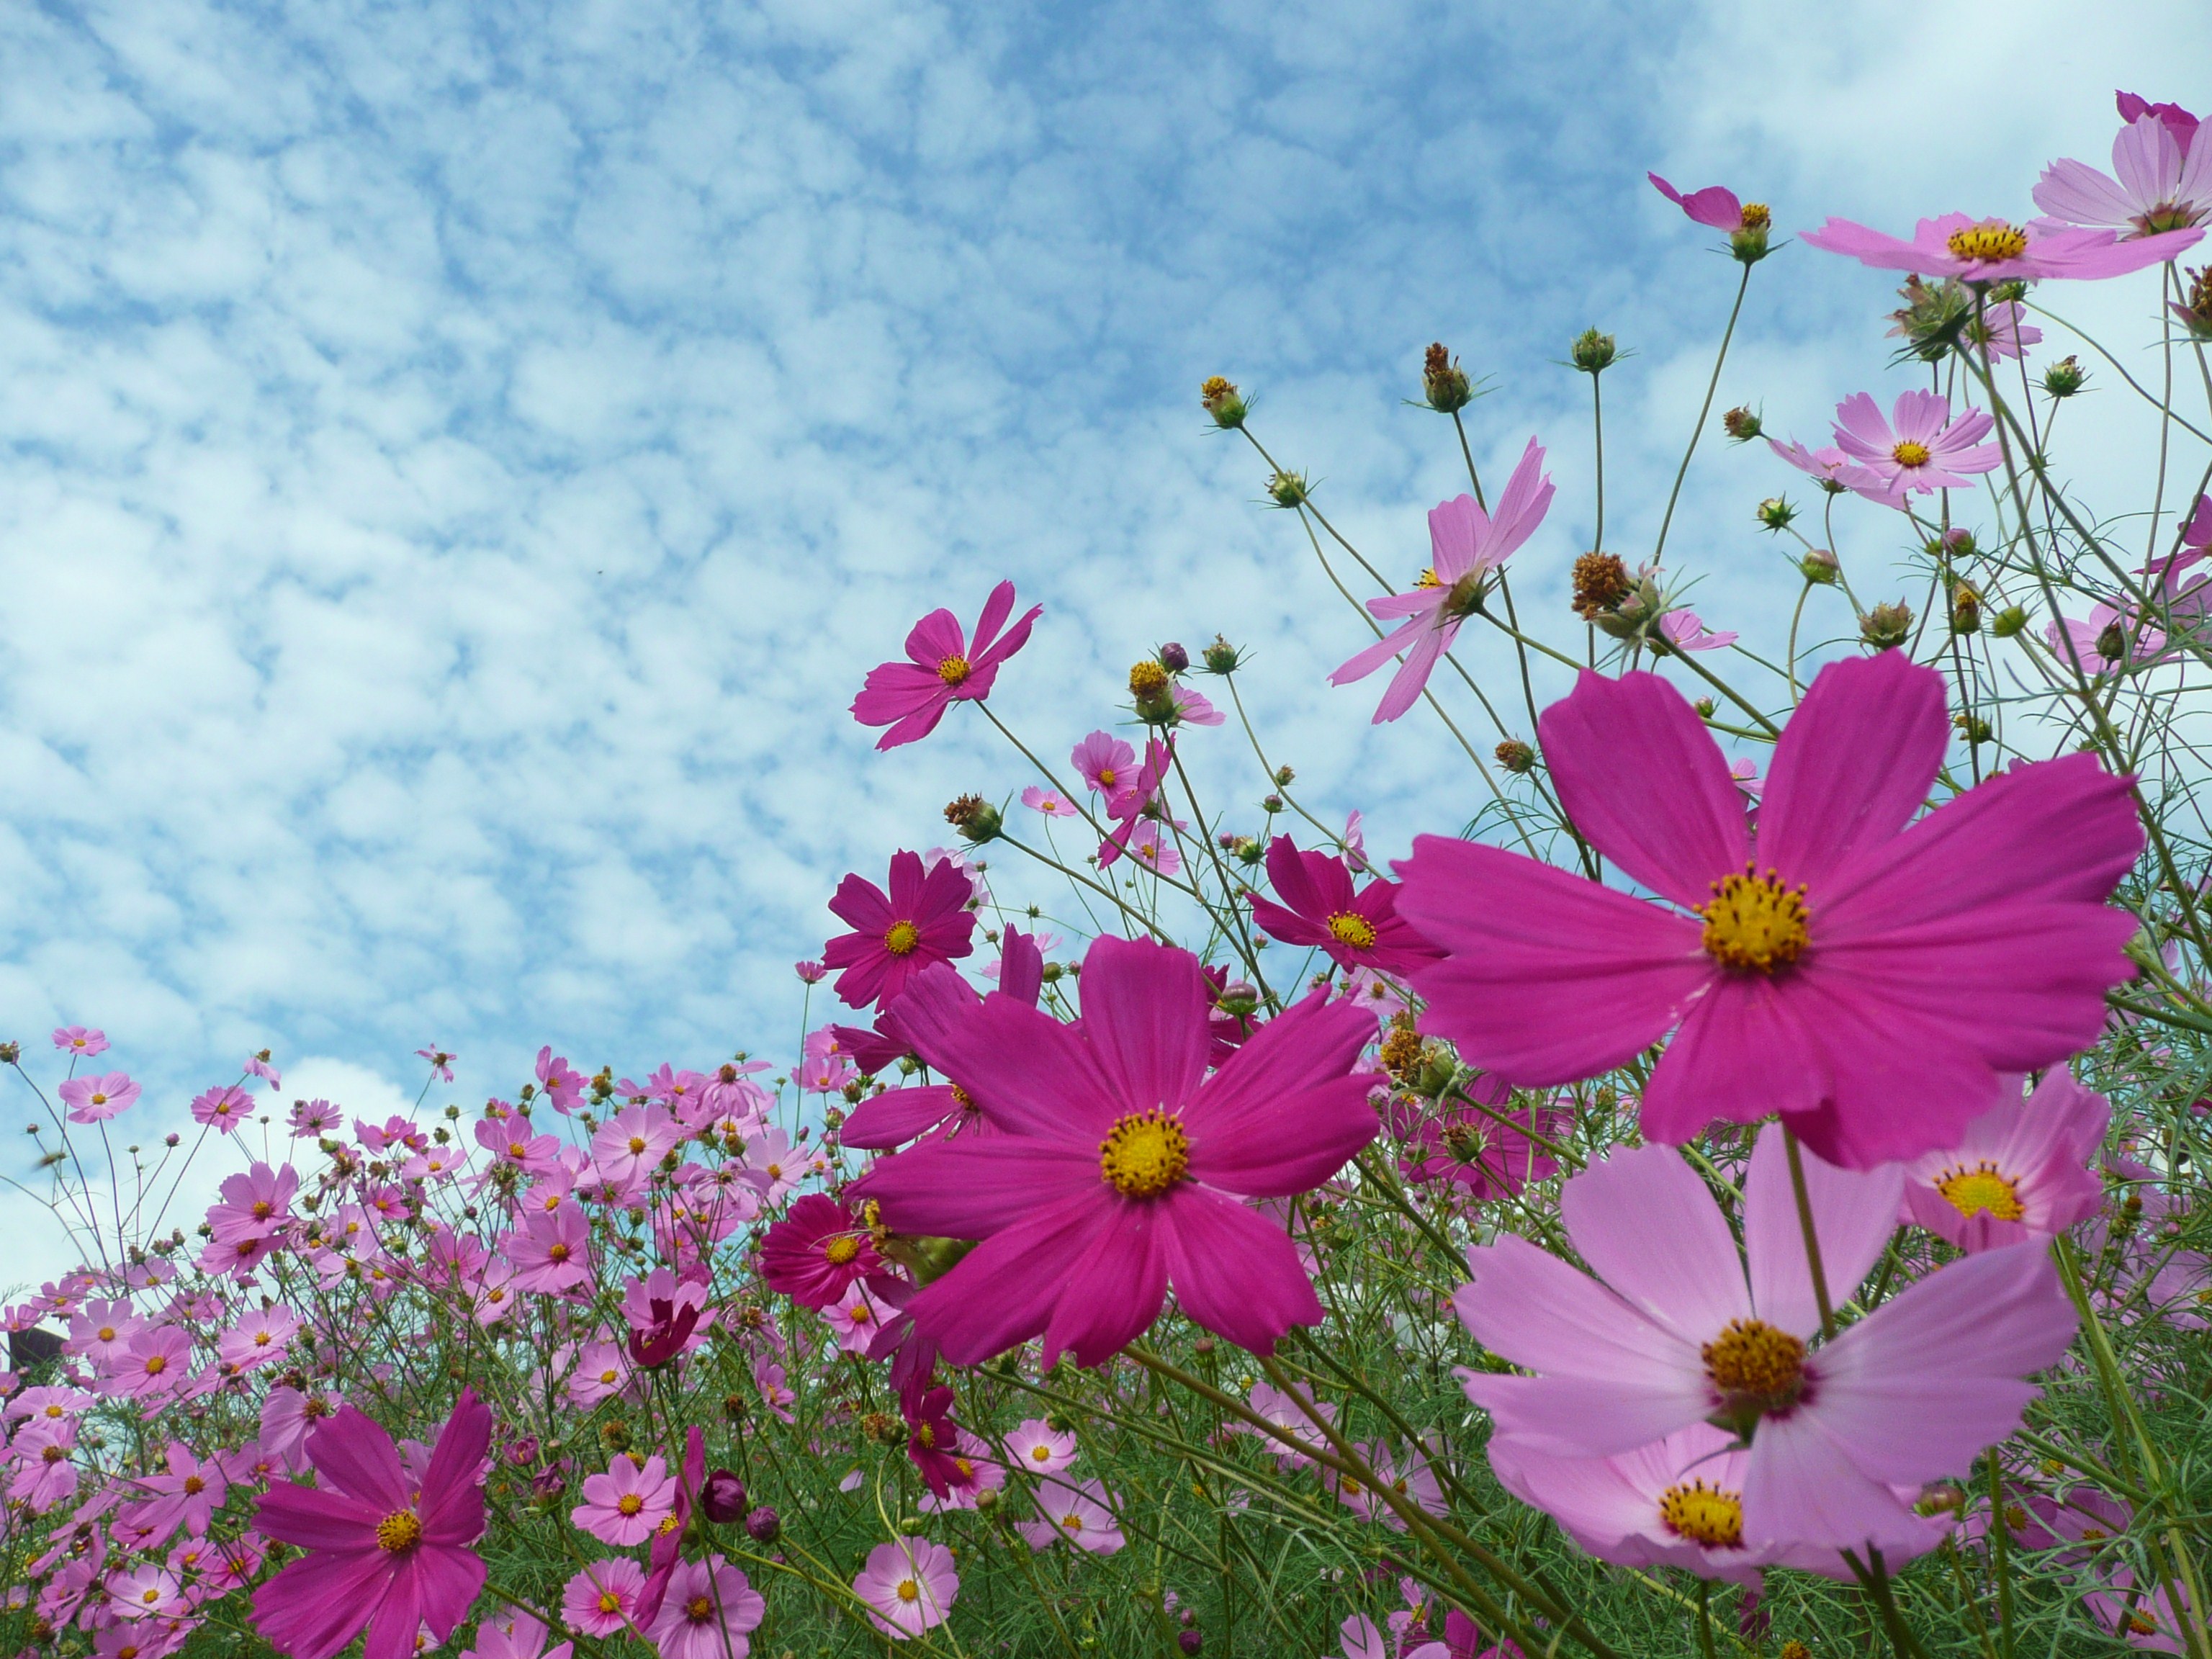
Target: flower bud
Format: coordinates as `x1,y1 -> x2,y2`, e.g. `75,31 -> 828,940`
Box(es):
1201,635 -> 1242,675
0,1043 -> 17,1065
1990,604 -> 2028,638
1940,526 -> 1977,557
1859,602 -> 1914,651
1799,548 -> 1839,585
1214,981 -> 1260,1018
1495,739 -> 1535,773
1231,837 -> 1263,866
1692,697 -> 1717,718
1722,405 -> 1763,441
1421,342 -> 1475,413
2095,620 -> 2128,663
1192,1336 -> 1216,1357
1266,469 -> 1309,508
1569,328 -> 1617,374
1200,377 -> 1246,428
943,793 -> 1002,845
2041,354 -> 2089,397
1179,1632 -> 1205,1655
701,1470 -> 747,1524
1756,496 -> 1797,532
1950,583 -> 1982,634
1570,552 -> 1632,620
2170,268 -> 2212,343
1159,642 -> 1190,673
1953,712 -> 1992,745
974,1487 -> 999,1511
744,1505 -> 781,1542
1262,794 -> 1282,814
1272,765 -> 1295,786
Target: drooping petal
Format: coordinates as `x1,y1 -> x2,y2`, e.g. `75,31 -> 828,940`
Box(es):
1161,1188 -> 1326,1354
1741,1411 -> 1940,1555
1539,671 -> 1748,907
1639,976 -> 1830,1144
1372,624 -> 1453,724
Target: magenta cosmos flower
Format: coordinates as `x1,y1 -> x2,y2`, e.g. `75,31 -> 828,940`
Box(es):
851,580 -> 1043,750
1648,173 -> 1763,233
853,938 -> 1378,1366
853,1536 -> 958,1641
1248,835 -> 1443,979
1900,1071 -> 2110,1253
1395,652 -> 2141,1167
1331,439 -> 1554,723
1828,390 -> 1999,503
251,1390 -> 490,1659
822,850 -> 977,1010
2037,111 -> 2212,236
1456,1128 -> 2077,1557
758,1193 -> 882,1308
1801,209 -> 2199,281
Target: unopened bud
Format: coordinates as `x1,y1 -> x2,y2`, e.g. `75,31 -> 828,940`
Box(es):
1262,794 -> 1282,814
1273,765 -> 1295,786
1693,697 -> 1717,718
1179,1632 -> 1205,1655
1756,496 -> 1797,531
1569,328 -> 1617,374
1990,605 -> 2028,638
1266,469 -> 1309,508
1860,602 -> 1914,651
1159,642 -> 1190,673
1950,583 -> 1982,634
1201,635 -> 1242,675
1799,547 -> 1839,585
1495,739 -> 1535,773
2170,269 -> 2212,343
943,793 -> 1002,845
1722,405 -> 1763,441
1954,713 -> 1993,745
744,1505 -> 781,1542
2042,354 -> 2090,396
1200,376 -> 1246,428
702,1469 -> 747,1524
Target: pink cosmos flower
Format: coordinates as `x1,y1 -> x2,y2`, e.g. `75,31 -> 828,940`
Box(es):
1390,1081 -> 1564,1202
1768,438 -> 1851,492
1900,1071 -> 2110,1253
462,1609 -> 573,1659
289,1097 -> 341,1136
217,1305 -> 300,1372
621,1268 -> 714,1367
1331,439 -> 1555,723
758,1194 -> 882,1309
1022,783 -> 1080,817
1395,653 -> 2141,1167
126,1442 -> 230,1540
2036,112 -> 2212,236
854,938 -> 1380,1367
506,1203 -> 592,1295
477,1117 -> 562,1176
53,1025 -> 108,1056
111,1327 -> 191,1401
1331,1438 -> 1446,1529
1454,1127 -> 2074,1557
1249,835 -> 1444,979
1954,298 -> 2043,362
251,1389 -> 491,1659
1004,1419 -> 1078,1475
1649,173 -> 1763,233
562,1557 -> 646,1637
60,1071 -> 139,1123
68,1299 -> 145,1367
190,1085 -> 253,1134
851,580 -> 1043,750
208,1161 -> 299,1241
903,1385 -> 974,1499
2048,603 -> 2167,675
1828,390 -> 1999,503
823,1282 -> 889,1353
2118,91 -> 2200,152
1071,730 -> 1136,796
1119,817 -> 1182,876
1658,611 -> 1736,652
1801,210 -> 2199,281
795,958 -> 827,984
643,1555 -> 764,1659
534,1047 -> 585,1112
741,1125 -> 804,1202
822,849 -> 978,1010
10,1419 -> 79,1511
1017,1478 -> 1125,1553
917,1427 -> 1005,1513
592,1105 -> 682,1191
415,1047 -> 456,1082
109,1563 -> 186,1620
572,1453 -> 676,1547
853,1536 -> 959,1641
1236,1380 -> 1337,1469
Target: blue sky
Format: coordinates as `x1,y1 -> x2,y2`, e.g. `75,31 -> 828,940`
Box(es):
3,0 -> 2206,1279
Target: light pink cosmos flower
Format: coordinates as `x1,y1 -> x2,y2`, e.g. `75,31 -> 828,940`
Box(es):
251,1390 -> 491,1659
67,1300 -> 145,1367
9,1419 -> 80,1511
217,1305 -> 300,1372
562,1557 -> 646,1637
1236,1380 -> 1337,1469
110,1327 -> 191,1401
1954,299 -> 2042,362
2048,603 -> 2167,675
1768,438 -> 1851,492
415,1047 -> 456,1082
1021,783 -> 1079,818
53,1025 -> 108,1056
853,1536 -> 958,1641
592,1106 -> 682,1191
189,1085 -> 253,1134
1900,1071 -> 2110,1253
462,1608 -> 573,1659
1649,173 -> 1761,232
644,1555 -> 764,1659
1003,1419 -> 1077,1475
109,1563 -> 186,1620
1801,210 -> 2199,281
1071,730 -> 1136,796
1331,439 -> 1555,723
572,1453 -> 676,1547
1829,390 -> 1999,503
1119,817 -> 1183,876
851,580 -> 1043,750
1658,611 -> 1736,652
1454,1127 -> 2074,1557
1017,1478 -> 1125,1554
125,1442 -> 230,1540
1395,653 -> 2141,1168
1331,1438 -> 1446,1530
2036,112 -> 2212,236
506,1204 -> 592,1295
853,938 -> 1380,1367
59,1071 -> 139,1123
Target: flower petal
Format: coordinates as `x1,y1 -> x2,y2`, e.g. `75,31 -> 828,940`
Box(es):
1558,1145 -> 1753,1345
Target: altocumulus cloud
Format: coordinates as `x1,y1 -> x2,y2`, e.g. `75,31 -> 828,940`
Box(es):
1,0 -> 2206,1277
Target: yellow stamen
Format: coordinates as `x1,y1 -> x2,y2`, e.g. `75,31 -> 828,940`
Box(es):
937,655 -> 971,687
1936,1162 -> 2026,1221
1659,1480 -> 1745,1548
1946,221 -> 2029,262
1326,912 -> 1378,950
884,920 -> 922,956
824,1234 -> 862,1265
1891,440 -> 1932,467
897,1578 -> 922,1602
375,1511 -> 423,1552
1699,866 -> 1809,972
1099,1110 -> 1191,1199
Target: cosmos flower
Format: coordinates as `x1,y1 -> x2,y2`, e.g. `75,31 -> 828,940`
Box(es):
1017,1478 -> 1126,1554
1002,1419 -> 1078,1476
642,1555 -> 765,1659
822,850 -> 979,1010
60,1072 -> 139,1123
1453,1128 -> 2075,1557
851,580 -> 1043,750
1899,1071 -> 2110,1253
2036,112 -> 2212,235
1331,439 -> 1555,723
853,1536 -> 958,1642
1395,652 -> 2142,1168
757,1195 -> 882,1310
1802,210 -> 2199,281
251,1390 -> 491,1659
1828,390 -> 2000,503
561,1558 -> 645,1638
853,938 -> 1379,1366
571,1453 -> 676,1547
1248,835 -> 1444,978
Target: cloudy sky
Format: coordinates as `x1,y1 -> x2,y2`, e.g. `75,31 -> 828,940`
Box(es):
2,0 -> 2206,1280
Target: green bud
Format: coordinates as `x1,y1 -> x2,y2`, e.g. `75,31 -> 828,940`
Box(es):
1860,602 -> 1914,651
1569,328 -> 1617,374
1757,496 -> 1797,532
1990,605 -> 2028,638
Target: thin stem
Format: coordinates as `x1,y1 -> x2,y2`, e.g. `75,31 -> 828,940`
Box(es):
1653,262 -> 1754,567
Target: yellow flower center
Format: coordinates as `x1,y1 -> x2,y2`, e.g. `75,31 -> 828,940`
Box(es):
1129,660 -> 1170,697
617,1493 -> 644,1516
548,1243 -> 570,1262
144,1356 -> 167,1375
686,1595 -> 714,1621
1699,867 -> 1809,972
1739,203 -> 1771,230
91,1092 -> 109,1105
1415,567 -> 1442,588
626,1136 -> 647,1155
183,1476 -> 204,1494
98,1327 -> 116,1342
955,1456 -> 974,1479
511,1142 -> 528,1157
1659,1480 -> 1745,1548
597,1591 -> 621,1614
1031,1446 -> 1052,1462
892,1576 -> 921,1602
1326,912 -> 1378,950
1936,1163 -> 2026,1221
1099,1110 -> 1191,1199
884,920 -> 922,956
1946,220 -> 2029,262
937,655 -> 971,687
824,1234 -> 862,1265
1702,1318 -> 1806,1417
917,1424 -> 938,1449
1891,440 -> 1932,467
1061,1514 -> 1084,1532
375,1511 -> 423,1552
1097,767 -> 1117,788
253,1332 -> 272,1346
